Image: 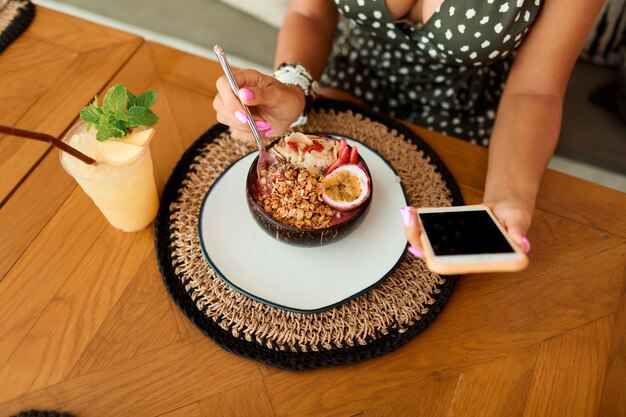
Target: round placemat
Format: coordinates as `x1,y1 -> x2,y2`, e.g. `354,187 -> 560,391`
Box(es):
155,99 -> 464,370
0,0 -> 35,54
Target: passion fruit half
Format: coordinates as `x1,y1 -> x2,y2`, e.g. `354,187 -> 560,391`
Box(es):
321,164 -> 371,212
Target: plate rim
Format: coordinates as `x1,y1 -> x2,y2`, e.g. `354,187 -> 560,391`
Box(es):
198,133 -> 409,314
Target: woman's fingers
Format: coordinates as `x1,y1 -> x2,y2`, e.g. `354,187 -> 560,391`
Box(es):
215,71 -> 267,123
213,86 -> 272,138
400,206 -> 424,257
508,226 -> 532,253
487,202 -> 532,254
215,74 -> 244,114
214,94 -> 243,127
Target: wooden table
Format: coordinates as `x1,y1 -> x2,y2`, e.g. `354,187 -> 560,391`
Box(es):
1,8 -> 625,417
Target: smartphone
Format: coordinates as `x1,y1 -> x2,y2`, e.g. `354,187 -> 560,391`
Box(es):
416,205 -> 528,274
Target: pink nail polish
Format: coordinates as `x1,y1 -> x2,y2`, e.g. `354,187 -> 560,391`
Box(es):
256,120 -> 271,130
234,110 -> 247,124
521,236 -> 531,253
241,88 -> 254,101
264,129 -> 275,137
400,206 -> 413,227
408,246 -> 423,258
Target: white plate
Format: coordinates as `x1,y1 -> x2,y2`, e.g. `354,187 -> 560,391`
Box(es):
198,137 -> 408,314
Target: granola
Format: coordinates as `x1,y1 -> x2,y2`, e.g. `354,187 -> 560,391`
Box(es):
257,163 -> 337,229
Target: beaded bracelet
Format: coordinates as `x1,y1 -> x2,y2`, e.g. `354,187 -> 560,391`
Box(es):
273,63 -> 319,127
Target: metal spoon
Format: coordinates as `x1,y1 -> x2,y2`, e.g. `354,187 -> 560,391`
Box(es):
0,124 -> 98,165
213,45 -> 275,175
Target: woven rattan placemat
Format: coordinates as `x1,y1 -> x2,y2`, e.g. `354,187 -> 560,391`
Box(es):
155,99 -> 464,370
0,0 -> 34,54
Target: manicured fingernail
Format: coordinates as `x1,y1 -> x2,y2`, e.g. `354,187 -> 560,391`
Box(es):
400,206 -> 413,227
264,129 -> 275,137
235,110 -> 247,124
256,120 -> 271,130
240,88 -> 254,101
521,236 -> 531,253
408,246 -> 423,257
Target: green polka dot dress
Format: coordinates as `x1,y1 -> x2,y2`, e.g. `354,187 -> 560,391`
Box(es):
321,0 -> 543,145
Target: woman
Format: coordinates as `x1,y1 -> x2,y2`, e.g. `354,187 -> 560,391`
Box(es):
213,0 -> 603,256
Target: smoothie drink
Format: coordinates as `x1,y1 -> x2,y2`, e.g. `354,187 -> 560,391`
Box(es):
60,122 -> 159,232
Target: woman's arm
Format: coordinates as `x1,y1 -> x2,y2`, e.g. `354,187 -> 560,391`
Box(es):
483,0 -> 605,246
276,1 -> 363,104
274,0 -> 338,76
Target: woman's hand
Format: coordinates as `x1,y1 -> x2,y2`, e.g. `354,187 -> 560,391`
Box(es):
482,197 -> 533,253
213,69 -> 306,142
400,201 -> 532,259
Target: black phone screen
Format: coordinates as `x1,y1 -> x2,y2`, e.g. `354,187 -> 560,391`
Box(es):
418,210 -> 515,256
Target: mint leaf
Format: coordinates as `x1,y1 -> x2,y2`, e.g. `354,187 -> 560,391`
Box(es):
126,91 -> 136,110
109,116 -> 129,134
97,113 -> 126,140
114,110 -> 128,122
135,90 -> 157,108
96,126 -> 124,142
79,105 -> 103,129
127,106 -> 159,127
79,84 -> 158,141
103,84 -> 128,114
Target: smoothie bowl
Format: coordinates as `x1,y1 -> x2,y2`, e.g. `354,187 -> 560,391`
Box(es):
246,132 -> 373,247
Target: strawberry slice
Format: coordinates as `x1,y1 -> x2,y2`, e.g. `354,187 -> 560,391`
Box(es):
339,138 -> 348,154
312,140 -> 324,152
287,141 -> 299,152
339,146 -> 350,164
350,147 -> 359,164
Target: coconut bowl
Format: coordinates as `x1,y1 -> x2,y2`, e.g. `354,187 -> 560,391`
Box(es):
245,137 -> 373,247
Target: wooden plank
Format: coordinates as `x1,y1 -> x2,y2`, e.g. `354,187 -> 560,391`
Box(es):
199,380 -> 275,417
522,316 -> 614,417
0,36 -> 74,117
0,222 -> 155,402
158,402 -> 205,417
537,171 -> 626,238
169,295 -> 203,341
598,249 -> 626,417
67,252 -> 181,378
445,346 -> 539,417
146,79 -> 189,192
26,7 -> 139,52
358,374 -> 459,417
264,244 -> 624,417
0,189 -> 107,369
158,81 -> 219,151
0,150 -> 76,280
0,338 -> 260,417
149,42 -> 221,97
